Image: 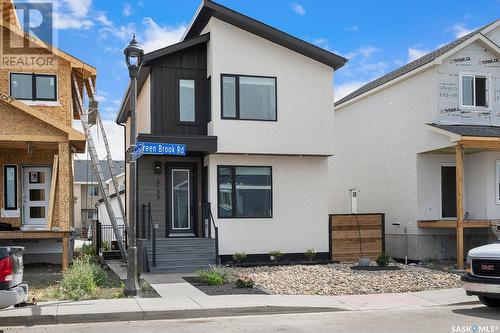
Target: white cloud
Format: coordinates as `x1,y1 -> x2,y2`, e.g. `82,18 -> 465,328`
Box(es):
123,3 -> 132,17
334,81 -> 368,101
49,0 -> 94,30
451,23 -> 475,38
74,120 -> 124,160
344,25 -> 359,32
63,0 -> 91,17
344,45 -> 378,60
312,38 -> 330,50
359,62 -> 388,76
95,12 -> 112,27
407,47 -> 429,62
141,18 -> 187,53
290,3 -> 306,16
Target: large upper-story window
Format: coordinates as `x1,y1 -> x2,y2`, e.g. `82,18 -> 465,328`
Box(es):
179,79 -> 196,122
460,72 -> 488,108
10,73 -> 57,101
221,74 -> 277,121
217,166 -> 272,218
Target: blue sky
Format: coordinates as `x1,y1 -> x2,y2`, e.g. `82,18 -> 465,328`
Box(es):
14,0 -> 500,158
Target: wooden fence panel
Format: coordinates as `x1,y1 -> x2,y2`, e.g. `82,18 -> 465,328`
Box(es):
329,214 -> 385,262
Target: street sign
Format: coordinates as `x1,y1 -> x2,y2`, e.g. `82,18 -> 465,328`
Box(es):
132,142 -> 186,160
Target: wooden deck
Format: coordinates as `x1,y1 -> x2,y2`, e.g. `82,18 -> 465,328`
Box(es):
0,230 -> 72,269
417,219 -> 493,229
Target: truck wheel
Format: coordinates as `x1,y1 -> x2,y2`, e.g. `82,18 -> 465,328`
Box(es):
478,297 -> 500,307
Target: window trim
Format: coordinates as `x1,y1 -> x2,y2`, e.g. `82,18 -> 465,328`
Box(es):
87,185 -> 99,197
459,71 -> 490,110
220,74 -> 278,122
177,78 -> 198,125
217,165 -> 273,219
9,72 -> 58,102
3,165 -> 18,211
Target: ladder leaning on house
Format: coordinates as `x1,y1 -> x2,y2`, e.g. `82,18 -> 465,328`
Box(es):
71,73 -> 128,260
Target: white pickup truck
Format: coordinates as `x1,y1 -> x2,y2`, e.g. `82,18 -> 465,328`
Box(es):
462,242 -> 500,307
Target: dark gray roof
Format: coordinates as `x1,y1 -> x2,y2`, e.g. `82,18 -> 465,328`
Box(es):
74,160 -> 125,183
429,124 -> 500,137
184,0 -> 347,69
143,33 -> 210,65
335,20 -> 499,106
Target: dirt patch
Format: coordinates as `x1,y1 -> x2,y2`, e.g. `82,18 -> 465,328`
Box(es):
183,277 -> 268,296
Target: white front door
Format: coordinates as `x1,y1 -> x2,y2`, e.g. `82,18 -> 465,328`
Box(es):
23,167 -> 51,227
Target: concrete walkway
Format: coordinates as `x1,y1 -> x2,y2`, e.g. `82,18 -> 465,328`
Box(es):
0,261 -> 479,327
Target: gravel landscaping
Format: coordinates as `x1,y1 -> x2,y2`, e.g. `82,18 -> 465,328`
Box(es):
230,263 -> 462,296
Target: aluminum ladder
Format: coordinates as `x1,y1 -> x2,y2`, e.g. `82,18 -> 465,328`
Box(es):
72,73 -> 127,260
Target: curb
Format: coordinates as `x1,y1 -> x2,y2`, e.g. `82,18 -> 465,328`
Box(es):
0,306 -> 344,327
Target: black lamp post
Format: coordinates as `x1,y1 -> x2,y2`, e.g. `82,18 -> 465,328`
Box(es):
124,34 -> 143,297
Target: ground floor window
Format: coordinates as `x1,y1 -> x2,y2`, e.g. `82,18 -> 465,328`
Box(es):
217,166 -> 272,218
86,209 -> 98,221
3,165 -> 17,210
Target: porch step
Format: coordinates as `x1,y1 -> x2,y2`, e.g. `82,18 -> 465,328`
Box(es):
145,238 -> 217,273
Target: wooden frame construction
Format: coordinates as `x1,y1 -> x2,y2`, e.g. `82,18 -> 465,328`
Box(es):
418,137 -> 500,270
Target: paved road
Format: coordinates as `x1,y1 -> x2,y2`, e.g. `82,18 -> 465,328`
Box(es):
3,304 -> 500,333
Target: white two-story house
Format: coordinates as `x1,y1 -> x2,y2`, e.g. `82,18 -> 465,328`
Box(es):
116,0 -> 346,272
331,19 -> 500,268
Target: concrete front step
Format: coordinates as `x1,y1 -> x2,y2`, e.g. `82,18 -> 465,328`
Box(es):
146,237 -> 217,273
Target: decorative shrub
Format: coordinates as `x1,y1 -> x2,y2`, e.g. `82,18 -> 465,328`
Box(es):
304,249 -> 317,262
74,243 -> 96,259
233,252 -> 247,264
376,252 -> 390,267
60,255 -> 108,300
236,276 -> 255,289
195,265 -> 231,285
269,250 -> 284,263
102,241 -> 111,252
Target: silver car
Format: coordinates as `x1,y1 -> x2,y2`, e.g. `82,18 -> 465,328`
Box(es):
0,247 -> 29,309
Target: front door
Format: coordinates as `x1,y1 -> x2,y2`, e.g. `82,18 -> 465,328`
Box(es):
23,167 -> 51,227
441,166 -> 457,218
167,165 -> 196,237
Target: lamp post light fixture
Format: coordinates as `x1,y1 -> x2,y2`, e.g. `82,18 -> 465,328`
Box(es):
124,34 -> 144,297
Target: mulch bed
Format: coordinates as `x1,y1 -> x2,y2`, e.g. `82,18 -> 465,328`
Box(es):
183,276 -> 268,296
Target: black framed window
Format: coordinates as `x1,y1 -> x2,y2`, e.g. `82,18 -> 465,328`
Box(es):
179,79 -> 196,122
217,166 -> 272,218
10,73 -> 57,101
3,165 -> 17,210
221,74 -> 277,121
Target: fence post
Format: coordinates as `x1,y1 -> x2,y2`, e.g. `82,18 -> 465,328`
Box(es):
95,220 -> 102,254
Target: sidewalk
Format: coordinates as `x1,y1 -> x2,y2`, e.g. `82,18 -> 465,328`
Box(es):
0,262 -> 479,327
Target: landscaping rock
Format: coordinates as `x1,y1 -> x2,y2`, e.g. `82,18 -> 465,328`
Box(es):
230,263 -> 462,296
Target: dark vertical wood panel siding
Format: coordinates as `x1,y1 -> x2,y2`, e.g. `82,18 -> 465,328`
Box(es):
150,43 -> 208,136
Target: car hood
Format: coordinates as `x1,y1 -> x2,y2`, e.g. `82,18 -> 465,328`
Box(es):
468,243 -> 500,258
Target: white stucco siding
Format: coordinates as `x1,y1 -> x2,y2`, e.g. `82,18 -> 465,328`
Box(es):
330,68 -> 449,236
97,196 -> 125,226
203,18 -> 335,156
206,154 -> 329,255
137,75 -> 151,134
416,151 -> 500,221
